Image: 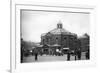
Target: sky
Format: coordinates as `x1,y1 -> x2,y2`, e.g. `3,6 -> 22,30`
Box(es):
21,10 -> 90,42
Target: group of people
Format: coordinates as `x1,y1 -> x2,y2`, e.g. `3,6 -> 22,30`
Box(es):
34,49 -> 90,61
67,49 -> 90,61
21,47 -> 90,62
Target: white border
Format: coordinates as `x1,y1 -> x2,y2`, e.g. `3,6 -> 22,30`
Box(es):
11,3 -> 96,73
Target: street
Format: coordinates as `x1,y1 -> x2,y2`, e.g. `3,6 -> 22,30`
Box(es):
23,52 -> 87,63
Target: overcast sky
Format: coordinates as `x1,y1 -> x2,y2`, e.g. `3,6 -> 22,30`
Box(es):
21,10 -> 90,42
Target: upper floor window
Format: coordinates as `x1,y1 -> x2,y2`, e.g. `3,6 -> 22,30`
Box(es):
56,37 -> 58,40
64,37 -> 67,40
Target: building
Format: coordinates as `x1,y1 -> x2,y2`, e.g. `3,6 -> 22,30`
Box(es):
78,33 -> 90,52
41,21 -> 78,54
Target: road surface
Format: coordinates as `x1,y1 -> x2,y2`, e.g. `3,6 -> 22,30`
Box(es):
22,52 -> 87,63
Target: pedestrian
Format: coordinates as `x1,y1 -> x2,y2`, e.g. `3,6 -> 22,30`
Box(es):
75,55 -> 77,60
77,49 -> 81,60
67,50 -> 71,61
35,52 -> 38,61
34,48 -> 38,61
74,50 -> 77,60
21,47 -> 24,63
21,48 -> 23,63
86,49 -> 90,60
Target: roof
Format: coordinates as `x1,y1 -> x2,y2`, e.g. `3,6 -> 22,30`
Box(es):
41,33 -> 46,36
41,21 -> 77,36
78,34 -> 89,39
49,28 -> 71,35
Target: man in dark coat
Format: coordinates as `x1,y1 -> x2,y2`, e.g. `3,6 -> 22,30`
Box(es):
67,50 -> 71,61
86,49 -> 90,60
34,48 -> 38,61
77,49 -> 81,60
35,52 -> 38,61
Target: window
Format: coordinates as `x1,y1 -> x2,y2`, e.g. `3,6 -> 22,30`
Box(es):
56,37 -> 58,40
64,37 -> 66,40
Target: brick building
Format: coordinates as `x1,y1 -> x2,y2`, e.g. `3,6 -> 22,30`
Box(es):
41,21 -> 78,51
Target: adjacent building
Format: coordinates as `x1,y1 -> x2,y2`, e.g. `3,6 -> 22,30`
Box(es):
78,33 -> 90,52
